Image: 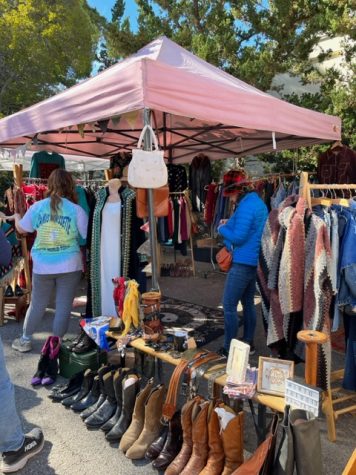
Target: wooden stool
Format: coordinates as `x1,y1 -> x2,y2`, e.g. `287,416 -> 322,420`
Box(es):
4,290 -> 29,323
342,449 -> 356,475
297,330 -> 336,442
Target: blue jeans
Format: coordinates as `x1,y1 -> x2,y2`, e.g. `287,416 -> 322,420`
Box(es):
0,335 -> 24,452
223,263 -> 257,351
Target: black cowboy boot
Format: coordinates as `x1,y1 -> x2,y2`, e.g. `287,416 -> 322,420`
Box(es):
84,369 -> 118,429
100,368 -> 130,433
62,369 -> 94,407
106,373 -> 140,441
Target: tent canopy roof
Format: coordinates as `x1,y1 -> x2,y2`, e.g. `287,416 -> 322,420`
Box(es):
0,36 -> 341,163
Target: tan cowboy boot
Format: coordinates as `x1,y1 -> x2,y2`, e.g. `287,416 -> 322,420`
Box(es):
164,396 -> 203,475
125,384 -> 166,460
180,400 -> 210,475
119,378 -> 154,452
199,402 -> 225,475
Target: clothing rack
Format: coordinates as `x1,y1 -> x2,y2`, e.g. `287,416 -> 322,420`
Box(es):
161,191 -> 196,277
299,170 -> 356,441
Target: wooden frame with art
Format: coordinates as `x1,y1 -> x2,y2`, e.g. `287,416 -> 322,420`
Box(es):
257,356 -> 294,397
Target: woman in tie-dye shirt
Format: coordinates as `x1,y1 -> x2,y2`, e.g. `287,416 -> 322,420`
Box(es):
10,169 -> 88,353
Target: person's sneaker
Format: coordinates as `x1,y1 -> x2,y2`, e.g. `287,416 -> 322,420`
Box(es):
11,337 -> 32,353
1,428 -> 44,473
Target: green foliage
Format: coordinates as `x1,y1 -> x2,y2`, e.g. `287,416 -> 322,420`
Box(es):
0,0 -> 102,116
103,0 -> 355,168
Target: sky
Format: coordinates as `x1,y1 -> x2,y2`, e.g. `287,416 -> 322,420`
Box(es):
87,0 -> 138,28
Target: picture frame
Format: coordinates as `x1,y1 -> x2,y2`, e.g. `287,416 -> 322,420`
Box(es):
226,339 -> 250,383
257,357 -> 294,396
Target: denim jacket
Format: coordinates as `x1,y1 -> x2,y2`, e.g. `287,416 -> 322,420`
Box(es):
338,208 -> 356,307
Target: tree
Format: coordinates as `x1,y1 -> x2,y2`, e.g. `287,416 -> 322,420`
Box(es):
103,0 -> 355,173
0,0 -> 103,116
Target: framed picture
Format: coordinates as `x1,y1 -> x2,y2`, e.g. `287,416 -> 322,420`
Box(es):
257,357 -> 294,396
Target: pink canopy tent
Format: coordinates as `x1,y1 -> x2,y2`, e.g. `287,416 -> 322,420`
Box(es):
0,36 -> 341,163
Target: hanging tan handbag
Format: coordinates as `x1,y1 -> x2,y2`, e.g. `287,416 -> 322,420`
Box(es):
128,125 -> 168,189
216,246 -> 233,272
136,186 -> 169,218
232,414 -> 279,475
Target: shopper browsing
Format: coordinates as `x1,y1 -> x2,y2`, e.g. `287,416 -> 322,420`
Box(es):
9,169 -> 88,352
0,230 -> 44,472
218,183 -> 268,355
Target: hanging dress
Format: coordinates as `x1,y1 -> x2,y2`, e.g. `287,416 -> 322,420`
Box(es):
100,200 -> 121,316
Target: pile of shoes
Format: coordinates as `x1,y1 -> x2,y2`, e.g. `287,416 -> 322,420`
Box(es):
68,328 -> 97,354
160,260 -> 193,278
31,336 -> 61,386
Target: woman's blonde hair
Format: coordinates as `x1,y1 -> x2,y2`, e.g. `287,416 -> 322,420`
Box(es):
46,169 -> 77,218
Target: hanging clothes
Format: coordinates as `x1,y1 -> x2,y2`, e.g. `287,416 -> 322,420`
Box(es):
317,145 -> 356,185
257,195 -> 333,390
29,151 -> 65,179
167,164 -> 188,192
189,154 -> 212,211
87,186 -> 145,317
100,200 -> 122,317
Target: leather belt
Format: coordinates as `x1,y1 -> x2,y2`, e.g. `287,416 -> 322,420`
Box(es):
161,350 -> 218,423
182,352 -> 223,398
191,358 -> 226,399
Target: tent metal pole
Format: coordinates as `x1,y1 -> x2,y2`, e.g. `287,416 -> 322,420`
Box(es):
144,108 -> 160,291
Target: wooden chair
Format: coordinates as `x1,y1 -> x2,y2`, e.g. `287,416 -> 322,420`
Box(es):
297,330 -> 356,442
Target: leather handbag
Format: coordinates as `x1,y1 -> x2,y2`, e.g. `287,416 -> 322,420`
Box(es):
128,125 -> 168,189
136,186 -> 169,218
216,246 -> 233,272
232,414 -> 279,475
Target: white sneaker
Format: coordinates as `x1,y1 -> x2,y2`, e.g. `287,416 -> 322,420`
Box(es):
12,337 -> 32,353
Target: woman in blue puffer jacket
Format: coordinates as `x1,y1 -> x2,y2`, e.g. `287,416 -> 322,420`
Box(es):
218,185 -> 268,355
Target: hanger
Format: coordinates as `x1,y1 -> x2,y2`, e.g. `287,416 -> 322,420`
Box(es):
330,140 -> 342,151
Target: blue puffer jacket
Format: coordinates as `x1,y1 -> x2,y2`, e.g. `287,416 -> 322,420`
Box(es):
218,192 -> 268,266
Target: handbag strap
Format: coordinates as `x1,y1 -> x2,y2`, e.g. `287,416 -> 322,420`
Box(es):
137,125 -> 159,151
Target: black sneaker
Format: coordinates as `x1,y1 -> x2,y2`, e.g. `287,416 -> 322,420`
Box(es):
1,428 -> 44,473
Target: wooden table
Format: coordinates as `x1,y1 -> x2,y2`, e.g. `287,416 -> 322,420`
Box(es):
107,333 -> 286,440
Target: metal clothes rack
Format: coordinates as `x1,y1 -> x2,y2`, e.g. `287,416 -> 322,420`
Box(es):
299,171 -> 356,442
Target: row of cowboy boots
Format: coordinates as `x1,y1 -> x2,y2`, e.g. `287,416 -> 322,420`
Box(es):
165,398 -> 244,475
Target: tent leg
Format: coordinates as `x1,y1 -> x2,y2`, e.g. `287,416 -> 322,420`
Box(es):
144,108 -> 160,291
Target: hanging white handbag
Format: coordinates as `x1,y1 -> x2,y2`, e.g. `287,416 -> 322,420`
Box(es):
128,125 -> 168,189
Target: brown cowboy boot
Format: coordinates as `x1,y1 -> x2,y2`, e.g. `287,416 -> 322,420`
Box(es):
180,400 -> 210,475
164,396 -> 203,475
219,405 -> 244,475
199,402 -> 225,475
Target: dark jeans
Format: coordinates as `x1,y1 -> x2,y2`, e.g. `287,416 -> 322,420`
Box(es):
223,262 -> 257,351
343,314 -> 356,391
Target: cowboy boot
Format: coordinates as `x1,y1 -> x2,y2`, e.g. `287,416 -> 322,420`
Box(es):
85,369 -> 117,428
218,406 -> 244,475
164,396 -> 203,475
199,403 -> 225,475
31,337 -> 51,386
42,336 -> 61,386
180,401 -> 209,475
72,375 -> 100,412
119,379 -> 154,453
125,384 -> 166,459
62,369 -> 94,407
105,372 -> 140,441
152,410 -> 183,470
80,365 -> 112,419
145,426 -> 169,461
101,368 -> 130,433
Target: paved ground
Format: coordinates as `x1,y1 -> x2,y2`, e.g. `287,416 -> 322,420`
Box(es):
1,262 -> 355,474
